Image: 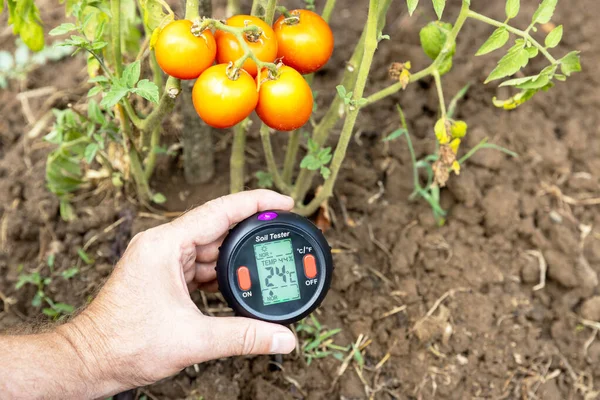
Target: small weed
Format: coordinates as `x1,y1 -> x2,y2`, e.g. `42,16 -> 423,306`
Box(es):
15,257 -> 79,319
296,315 -> 349,365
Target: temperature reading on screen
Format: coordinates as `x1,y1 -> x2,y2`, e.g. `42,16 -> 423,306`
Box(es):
254,238 -> 301,306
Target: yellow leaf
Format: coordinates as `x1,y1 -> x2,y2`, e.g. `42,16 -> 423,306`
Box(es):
435,118 -> 450,144
399,69 -> 411,90
451,120 -> 467,138
451,161 -> 461,175
450,138 -> 461,154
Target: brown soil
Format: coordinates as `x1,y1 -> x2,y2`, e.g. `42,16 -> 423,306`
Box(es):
1,0 -> 600,399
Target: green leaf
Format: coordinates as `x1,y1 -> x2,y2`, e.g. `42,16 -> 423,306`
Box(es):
122,60 -> 141,88
431,0 -> 445,19
505,0 -> 520,19
32,291 -> 43,307
84,143 -> 99,163
133,79 -> 160,104
492,88 -> 539,110
476,27 -> 510,56
87,86 -> 103,98
152,192 -> 167,204
406,0 -> 419,15
59,199 -> 76,221
87,99 -> 104,124
485,41 -> 530,83
532,0 -> 557,25
77,248 -> 94,265
383,128 -> 408,141
320,166 -> 331,179
545,25 -> 563,48
139,0 -> 174,31
49,23 -> 78,36
100,84 -> 130,108
42,308 -> 59,317
419,21 -> 454,60
336,85 -> 347,98
559,51 -> 581,76
20,21 -> 45,52
52,302 -> 75,314
61,267 -> 79,280
525,46 -> 538,58
255,171 -> 273,188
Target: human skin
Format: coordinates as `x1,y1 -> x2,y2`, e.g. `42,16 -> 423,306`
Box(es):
0,190 -> 297,399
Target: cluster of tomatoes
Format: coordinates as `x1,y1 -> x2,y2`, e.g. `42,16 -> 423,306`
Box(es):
153,10 -> 334,131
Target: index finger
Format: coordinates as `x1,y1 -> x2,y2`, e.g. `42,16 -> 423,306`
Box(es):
169,190 -> 295,246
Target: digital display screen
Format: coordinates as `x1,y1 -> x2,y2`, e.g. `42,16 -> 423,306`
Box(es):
254,239 -> 301,306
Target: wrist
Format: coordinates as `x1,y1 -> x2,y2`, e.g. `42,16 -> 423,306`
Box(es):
54,314 -> 124,398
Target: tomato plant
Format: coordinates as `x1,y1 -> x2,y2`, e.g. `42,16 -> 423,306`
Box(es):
215,15 -> 278,77
192,64 -> 258,129
154,20 -> 216,80
273,9 -> 334,74
2,0 -> 581,224
256,66 -> 313,131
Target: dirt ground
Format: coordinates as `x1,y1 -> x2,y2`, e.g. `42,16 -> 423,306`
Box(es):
1,0 -> 600,399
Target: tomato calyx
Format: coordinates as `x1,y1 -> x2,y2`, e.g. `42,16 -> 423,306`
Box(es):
226,62 -> 243,81
242,20 -> 263,43
276,6 -> 300,25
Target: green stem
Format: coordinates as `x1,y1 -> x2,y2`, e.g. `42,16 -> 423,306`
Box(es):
458,138 -> 518,164
433,70 -> 446,117
260,124 -> 291,194
116,105 -> 152,200
139,77 -> 181,134
110,0 -> 123,77
282,130 -> 301,184
291,0 -> 392,202
321,0 -> 337,23
396,106 -> 420,192
226,0 -> 241,16
186,0 -> 200,19
467,10 -> 557,64
143,126 -> 160,180
251,0 -> 278,24
230,119 -> 249,193
363,0 -> 471,106
295,0 -> 380,216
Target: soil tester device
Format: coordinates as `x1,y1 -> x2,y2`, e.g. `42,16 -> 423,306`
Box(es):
217,211 -> 333,325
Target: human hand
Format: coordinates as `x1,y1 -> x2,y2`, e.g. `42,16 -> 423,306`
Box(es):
56,190 -> 297,397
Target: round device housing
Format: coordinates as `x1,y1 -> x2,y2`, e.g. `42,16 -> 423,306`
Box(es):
216,210 -> 333,325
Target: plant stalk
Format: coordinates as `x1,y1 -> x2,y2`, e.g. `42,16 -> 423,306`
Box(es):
363,0 -> 471,106
260,124 -> 291,194
251,0 -> 278,24
291,0 -> 392,202
110,0 -> 123,77
230,119 -> 250,193
294,0 -> 380,216
139,77 -> 181,134
282,130 -> 301,184
467,10 -> 557,64
433,70 -> 446,117
321,0 -> 337,23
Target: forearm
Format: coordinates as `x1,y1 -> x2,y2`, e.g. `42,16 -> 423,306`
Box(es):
0,321 -> 118,400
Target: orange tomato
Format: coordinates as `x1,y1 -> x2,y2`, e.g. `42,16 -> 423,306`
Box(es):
256,66 -> 313,131
154,20 -> 216,80
215,15 -> 278,77
273,10 -> 334,74
192,64 -> 258,129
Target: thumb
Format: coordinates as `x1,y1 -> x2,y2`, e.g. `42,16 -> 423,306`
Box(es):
193,316 -> 296,361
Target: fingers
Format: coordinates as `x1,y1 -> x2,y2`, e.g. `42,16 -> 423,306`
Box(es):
198,280 -> 219,293
170,190 -> 295,246
195,262 -> 217,283
191,316 -> 296,362
195,237 -> 224,263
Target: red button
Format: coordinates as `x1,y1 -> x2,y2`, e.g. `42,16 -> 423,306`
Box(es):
237,266 -> 251,291
303,254 -> 317,279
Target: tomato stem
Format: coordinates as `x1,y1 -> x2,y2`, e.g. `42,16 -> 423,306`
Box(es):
293,0 -> 380,215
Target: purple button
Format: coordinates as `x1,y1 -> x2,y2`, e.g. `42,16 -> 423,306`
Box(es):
258,211 -> 278,221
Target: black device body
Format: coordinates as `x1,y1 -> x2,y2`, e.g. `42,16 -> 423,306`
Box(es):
216,210 -> 333,325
